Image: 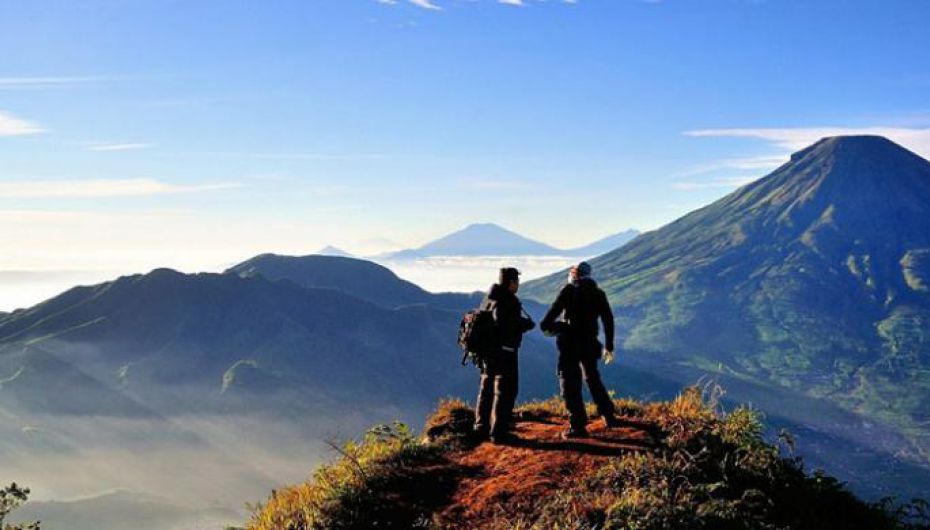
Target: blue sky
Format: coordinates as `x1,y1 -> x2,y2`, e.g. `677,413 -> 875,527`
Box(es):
2,0 -> 930,304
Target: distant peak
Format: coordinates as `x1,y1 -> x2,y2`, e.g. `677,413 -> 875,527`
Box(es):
464,222 -> 505,230
815,135 -> 898,150
791,134 -> 919,164
317,245 -> 354,257
147,267 -> 183,277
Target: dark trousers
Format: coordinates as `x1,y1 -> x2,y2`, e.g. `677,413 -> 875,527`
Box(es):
474,350 -> 519,436
557,337 -> 615,430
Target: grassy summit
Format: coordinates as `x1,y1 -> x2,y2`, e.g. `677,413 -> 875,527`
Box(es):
245,388 -> 929,529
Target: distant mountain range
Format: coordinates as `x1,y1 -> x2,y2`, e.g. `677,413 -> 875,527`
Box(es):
0,254 -> 556,530
379,223 -> 639,260
525,135 -> 930,496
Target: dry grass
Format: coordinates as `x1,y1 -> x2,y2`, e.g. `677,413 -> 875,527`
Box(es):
246,387 -> 930,530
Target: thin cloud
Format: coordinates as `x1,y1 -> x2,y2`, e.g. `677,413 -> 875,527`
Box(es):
460,178 -> 529,190
409,0 -> 441,9
0,111 -> 44,136
500,0 -> 525,5
167,150 -> 385,161
685,126 -> 930,159
0,178 -> 240,199
86,143 -> 155,152
0,76 -> 118,90
674,154 -> 788,178
672,176 -> 758,191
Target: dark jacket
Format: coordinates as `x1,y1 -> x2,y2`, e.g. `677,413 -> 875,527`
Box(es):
540,278 -> 615,352
483,283 -> 535,351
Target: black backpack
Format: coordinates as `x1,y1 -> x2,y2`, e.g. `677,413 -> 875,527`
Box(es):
457,301 -> 499,367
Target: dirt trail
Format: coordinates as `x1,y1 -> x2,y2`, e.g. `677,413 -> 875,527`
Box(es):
437,417 -> 656,527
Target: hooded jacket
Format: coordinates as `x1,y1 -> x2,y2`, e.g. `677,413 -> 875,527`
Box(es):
482,283 -> 535,351
540,277 -> 615,352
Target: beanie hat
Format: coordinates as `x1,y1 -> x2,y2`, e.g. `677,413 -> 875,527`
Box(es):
499,267 -> 521,284
576,261 -> 593,278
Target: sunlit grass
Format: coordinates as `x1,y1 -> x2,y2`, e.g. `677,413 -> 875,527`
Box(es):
246,387 -> 930,530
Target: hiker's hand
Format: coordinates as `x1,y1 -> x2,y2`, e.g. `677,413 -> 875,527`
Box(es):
603,349 -> 615,365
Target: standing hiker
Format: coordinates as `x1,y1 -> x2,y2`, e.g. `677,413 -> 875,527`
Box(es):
541,261 -> 621,438
474,267 -> 536,444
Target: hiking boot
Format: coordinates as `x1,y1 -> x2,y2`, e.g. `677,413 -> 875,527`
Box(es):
490,432 -> 520,445
604,415 -> 624,428
472,426 -> 490,442
561,427 -> 589,439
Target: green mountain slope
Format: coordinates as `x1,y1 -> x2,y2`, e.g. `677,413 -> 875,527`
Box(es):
0,262 -> 563,529
524,135 -> 930,468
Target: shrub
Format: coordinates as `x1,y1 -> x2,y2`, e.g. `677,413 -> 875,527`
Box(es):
247,422 -> 457,530
0,483 -> 39,530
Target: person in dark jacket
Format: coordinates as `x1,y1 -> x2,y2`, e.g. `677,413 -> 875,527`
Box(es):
474,267 -> 536,444
540,261 -> 620,438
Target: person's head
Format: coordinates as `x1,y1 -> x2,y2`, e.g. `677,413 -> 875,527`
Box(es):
499,267 -> 521,293
576,261 -> 592,279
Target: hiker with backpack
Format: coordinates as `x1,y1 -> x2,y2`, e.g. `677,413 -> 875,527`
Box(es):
462,267 -> 535,444
541,261 -> 622,439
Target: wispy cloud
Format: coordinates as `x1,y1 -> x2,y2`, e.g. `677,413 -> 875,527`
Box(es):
500,0 -> 525,5
674,154 -> 788,178
460,178 -> 529,190
167,150 -> 385,161
409,0 -> 441,9
0,76 -> 118,90
0,111 -> 44,136
685,126 -> 930,159
86,142 -> 155,152
0,178 -> 240,199
672,176 -> 757,191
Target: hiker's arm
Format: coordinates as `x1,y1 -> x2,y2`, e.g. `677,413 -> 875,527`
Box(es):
540,289 -> 566,335
519,306 -> 535,333
600,291 -> 615,352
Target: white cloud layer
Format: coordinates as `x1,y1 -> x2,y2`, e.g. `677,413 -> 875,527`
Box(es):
377,255 -> 577,293
685,126 -> 930,160
0,111 -> 44,136
0,178 -> 239,199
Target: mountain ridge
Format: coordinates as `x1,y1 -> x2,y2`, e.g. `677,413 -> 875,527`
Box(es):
380,223 -> 639,260
524,134 -> 930,479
